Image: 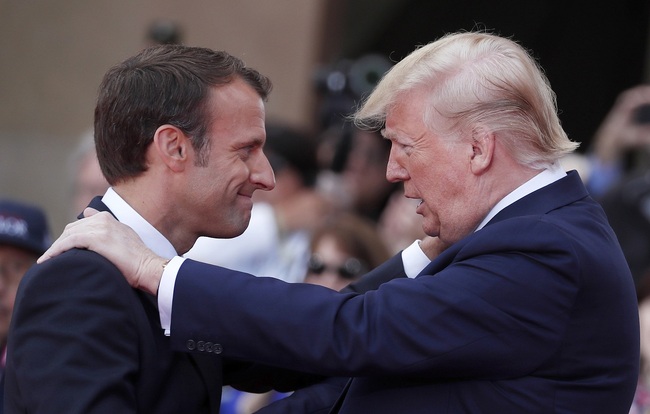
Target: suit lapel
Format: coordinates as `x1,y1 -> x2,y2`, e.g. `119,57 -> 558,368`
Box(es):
82,196 -> 114,219
85,196 -> 222,412
188,353 -> 223,413
486,170 -> 588,227
328,378 -> 352,414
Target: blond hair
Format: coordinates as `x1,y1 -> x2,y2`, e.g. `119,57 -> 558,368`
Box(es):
355,32 -> 579,168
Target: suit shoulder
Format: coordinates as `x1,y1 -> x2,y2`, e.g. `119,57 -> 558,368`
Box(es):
19,248 -> 133,299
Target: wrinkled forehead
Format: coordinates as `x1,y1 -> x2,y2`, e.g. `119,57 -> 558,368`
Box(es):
384,89 -> 432,127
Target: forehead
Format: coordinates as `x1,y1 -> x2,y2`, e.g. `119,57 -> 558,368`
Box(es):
313,235 -> 347,257
208,78 -> 265,117
206,80 -> 266,141
383,91 -> 429,140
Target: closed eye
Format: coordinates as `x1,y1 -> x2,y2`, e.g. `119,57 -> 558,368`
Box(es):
238,145 -> 256,160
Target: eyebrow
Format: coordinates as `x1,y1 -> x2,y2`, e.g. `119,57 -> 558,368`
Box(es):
380,129 -> 394,140
247,136 -> 265,147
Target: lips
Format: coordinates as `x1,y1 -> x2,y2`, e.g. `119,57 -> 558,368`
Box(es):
415,199 -> 425,215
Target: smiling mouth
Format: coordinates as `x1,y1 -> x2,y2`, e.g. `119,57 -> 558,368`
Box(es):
417,200 -> 423,207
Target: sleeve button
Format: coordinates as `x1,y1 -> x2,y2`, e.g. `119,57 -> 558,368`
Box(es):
213,344 -> 223,354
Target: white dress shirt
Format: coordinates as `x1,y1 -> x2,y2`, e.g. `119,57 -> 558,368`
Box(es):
158,164 -> 567,334
102,188 -> 178,260
102,188 -> 179,333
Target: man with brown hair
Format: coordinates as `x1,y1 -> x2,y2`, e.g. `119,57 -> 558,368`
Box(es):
4,44 -> 276,413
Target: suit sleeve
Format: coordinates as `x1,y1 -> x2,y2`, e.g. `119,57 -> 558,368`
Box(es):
5,249 -> 145,414
169,220 -> 581,379
253,377 -> 348,414
236,257 -> 407,411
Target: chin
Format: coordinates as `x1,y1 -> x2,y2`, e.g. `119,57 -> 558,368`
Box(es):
202,224 -> 246,240
421,222 -> 438,238
228,222 -> 250,238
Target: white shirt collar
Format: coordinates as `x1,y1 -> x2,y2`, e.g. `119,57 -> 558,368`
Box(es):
475,163 -> 567,231
101,188 -> 177,259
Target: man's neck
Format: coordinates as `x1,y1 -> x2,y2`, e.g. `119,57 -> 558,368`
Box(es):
101,187 -> 179,259
475,163 -> 566,231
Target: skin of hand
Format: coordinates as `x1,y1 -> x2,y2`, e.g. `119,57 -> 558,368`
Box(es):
419,236 -> 449,261
38,208 -> 166,295
592,85 -> 650,165
39,206 -> 446,295
273,190 -> 333,234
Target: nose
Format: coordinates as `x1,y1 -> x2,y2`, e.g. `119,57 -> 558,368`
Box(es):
251,152 -> 276,192
385,148 -> 409,183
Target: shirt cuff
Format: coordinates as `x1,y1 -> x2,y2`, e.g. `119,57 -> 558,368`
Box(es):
401,240 -> 431,278
158,256 -> 186,336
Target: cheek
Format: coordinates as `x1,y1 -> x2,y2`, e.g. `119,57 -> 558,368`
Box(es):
412,162 -> 444,197
198,161 -> 240,192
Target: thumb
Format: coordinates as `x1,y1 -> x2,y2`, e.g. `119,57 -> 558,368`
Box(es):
83,207 -> 100,217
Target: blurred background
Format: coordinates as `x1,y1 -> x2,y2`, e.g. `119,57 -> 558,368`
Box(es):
1,0 -> 649,235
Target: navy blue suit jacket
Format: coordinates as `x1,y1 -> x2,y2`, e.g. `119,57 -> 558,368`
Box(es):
4,199 -> 223,413
171,171 -> 640,413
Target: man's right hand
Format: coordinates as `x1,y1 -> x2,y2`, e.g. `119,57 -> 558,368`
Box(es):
38,208 -> 166,295
419,236 -> 450,261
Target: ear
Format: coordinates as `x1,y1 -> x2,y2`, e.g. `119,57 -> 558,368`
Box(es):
469,126 -> 495,175
152,125 -> 190,172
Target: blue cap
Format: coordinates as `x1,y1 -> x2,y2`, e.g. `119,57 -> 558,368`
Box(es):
0,199 -> 51,255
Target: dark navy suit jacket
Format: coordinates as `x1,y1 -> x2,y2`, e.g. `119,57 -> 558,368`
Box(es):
4,199 -> 223,413
174,171 -> 639,413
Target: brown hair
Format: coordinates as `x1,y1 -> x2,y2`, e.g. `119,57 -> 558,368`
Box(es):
94,44 -> 272,184
310,212 -> 391,271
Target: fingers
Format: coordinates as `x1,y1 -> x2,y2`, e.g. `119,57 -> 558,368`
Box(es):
83,207 -> 100,217
419,236 -> 450,260
37,211 -> 116,264
621,85 -> 650,108
34,208 -> 163,295
38,232 -> 86,263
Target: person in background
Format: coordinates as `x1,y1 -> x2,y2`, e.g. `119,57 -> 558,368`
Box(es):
68,128 -> 110,218
316,126 -> 397,223
630,272 -> 650,414
304,212 -> 390,291
580,85 -> 650,284
376,184 -> 426,255
584,84 -> 650,198
0,199 -> 51,414
38,32 -> 640,413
